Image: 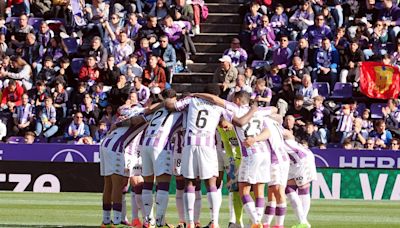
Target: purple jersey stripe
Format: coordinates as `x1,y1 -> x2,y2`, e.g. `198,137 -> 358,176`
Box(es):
267,140 -> 278,164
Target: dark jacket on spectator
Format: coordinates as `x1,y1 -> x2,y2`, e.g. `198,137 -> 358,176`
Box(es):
103,66 -> 121,86
22,42 -> 42,65
108,83 -> 131,108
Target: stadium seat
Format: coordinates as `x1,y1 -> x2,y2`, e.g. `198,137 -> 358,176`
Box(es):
71,58 -> 85,75
5,17 -> 19,27
28,17 -> 44,31
313,82 -> 330,98
327,143 -> 342,148
35,137 -> 47,143
7,136 -> 25,144
62,37 -> 79,55
330,82 -> 352,98
370,103 -> 386,119
356,103 -> 366,115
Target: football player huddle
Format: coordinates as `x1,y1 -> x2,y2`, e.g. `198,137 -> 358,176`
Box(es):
99,88 -> 317,228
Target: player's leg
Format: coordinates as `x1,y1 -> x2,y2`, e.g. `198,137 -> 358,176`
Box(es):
175,175 -> 186,227
131,176 -> 144,228
239,182 -> 259,225
121,184 -> 130,225
286,179 -> 309,227
110,174 -> 129,226
253,183 -> 265,223
298,183 -> 311,222
194,179 -> 202,228
204,175 -> 220,228
184,178 -> 197,228
271,184 -> 287,228
102,176 -> 112,226
142,175 -> 155,227
264,186 -> 276,227
155,174 -> 172,227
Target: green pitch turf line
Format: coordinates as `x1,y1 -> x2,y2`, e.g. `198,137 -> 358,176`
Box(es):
1,192 -> 400,228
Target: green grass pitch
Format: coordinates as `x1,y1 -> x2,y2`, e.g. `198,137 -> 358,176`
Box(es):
0,192 -> 400,228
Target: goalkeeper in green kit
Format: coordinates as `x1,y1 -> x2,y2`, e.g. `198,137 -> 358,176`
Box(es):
217,118 -> 244,228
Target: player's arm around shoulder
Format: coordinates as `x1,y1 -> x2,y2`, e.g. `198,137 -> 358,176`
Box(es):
191,93 -> 226,107
243,127 -> 271,148
232,103 -> 258,127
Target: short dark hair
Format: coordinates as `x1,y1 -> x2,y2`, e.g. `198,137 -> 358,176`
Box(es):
205,85 -> 221,96
162,89 -> 177,99
233,91 -> 251,104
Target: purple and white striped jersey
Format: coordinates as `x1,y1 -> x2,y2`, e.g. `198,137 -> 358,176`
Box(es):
101,117 -> 149,153
263,118 -> 289,165
224,101 -> 273,157
125,130 -> 145,157
336,113 -> 354,133
175,97 -> 233,147
284,139 -> 313,165
142,107 -> 183,150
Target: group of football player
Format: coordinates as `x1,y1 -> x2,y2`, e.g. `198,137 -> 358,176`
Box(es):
99,87 -> 317,228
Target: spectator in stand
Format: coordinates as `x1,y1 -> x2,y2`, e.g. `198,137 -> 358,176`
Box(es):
379,0 -> 400,43
227,74 -> 253,101
125,13 -> 142,41
1,79 -> 24,111
213,55 -> 238,96
343,139 -> 353,149
272,35 -> 292,75
299,122 -> 321,148
340,39 -> 365,84
311,95 -> 330,144
382,98 -> 400,137
6,0 -> 30,17
92,83 -> 108,110
286,94 -> 312,128
283,114 -> 304,142
70,82 -> 88,112
149,0 -> 169,21
190,0 -> 204,34
313,37 -> 340,90
365,137 -> 375,150
152,35 -> 176,78
334,27 -> 349,64
264,65 -> 282,94
1,55 -> 33,90
103,55 -> 121,86
253,15 -> 276,61
223,38 -> 248,71
21,33 -> 42,76
108,75 -> 131,109
84,0 -> 109,40
124,54 -> 143,82
276,78 -> 295,116
103,13 -> 124,50
293,38 -> 311,68
79,93 -> 100,135
304,13 -> 333,64
251,78 -> 272,107
37,22 -> 54,50
244,67 -> 257,88
242,1 -> 262,50
289,0 -> 314,40
321,5 -> 337,32
369,120 -> 393,149
137,15 -> 165,47
29,80 -> 50,111
336,104 -> 355,143
37,56 -> 57,85
169,0 -> 194,26
135,38 -> 152,68
0,33 -> 8,55
270,3 -> 288,37
296,74 -> 318,109
346,117 -> 367,148
287,56 -> 310,90
57,58 -> 76,89
142,54 -> 167,91
390,138 -> 400,150
12,93 -> 34,136
34,96 -> 58,139
44,38 -> 65,63
10,14 -> 34,49
24,131 -> 35,144
94,120 -> 108,143
100,105 -> 117,130
364,20 -> 389,60
52,81 -> 68,120
79,55 -> 102,87
113,31 -> 134,68
361,108 -> 373,137
87,36 -> 108,70
133,77 -> 151,106
64,111 -> 90,142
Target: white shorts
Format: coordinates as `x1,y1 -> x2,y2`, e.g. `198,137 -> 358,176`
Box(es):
173,150 -> 183,176
141,145 -> 173,176
100,144 -> 132,177
269,160 -> 290,187
238,153 -> 270,184
288,155 -> 317,186
182,145 -> 219,180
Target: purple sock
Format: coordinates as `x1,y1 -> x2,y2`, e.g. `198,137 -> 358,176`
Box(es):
157,182 -> 170,191
113,203 -> 122,212
285,185 -> 298,194
298,186 -> 310,195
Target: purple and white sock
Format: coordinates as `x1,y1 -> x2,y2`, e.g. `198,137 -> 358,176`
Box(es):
242,194 -> 258,224
275,203 -> 287,226
299,186 -> 311,218
134,185 -> 144,220
155,182 -> 170,226
142,182 -> 154,220
206,185 -> 220,225
176,179 -> 185,222
263,201 -> 276,225
286,185 -> 307,224
194,183 -> 202,224
255,197 -> 265,222
184,185 -> 196,224
102,203 -> 112,224
113,203 -> 123,224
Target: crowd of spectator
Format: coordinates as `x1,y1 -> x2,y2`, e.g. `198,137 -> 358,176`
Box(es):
0,0 -> 205,144
213,0 -> 400,150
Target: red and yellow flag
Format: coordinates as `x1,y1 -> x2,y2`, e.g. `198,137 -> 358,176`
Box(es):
360,62 -> 400,99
